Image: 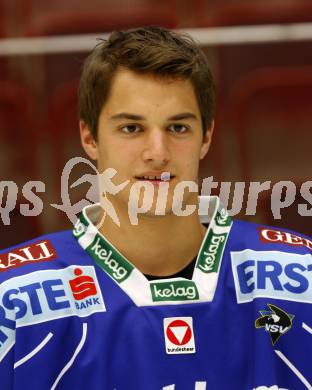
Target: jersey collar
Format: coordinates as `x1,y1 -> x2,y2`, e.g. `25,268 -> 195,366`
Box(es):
73,196 -> 232,306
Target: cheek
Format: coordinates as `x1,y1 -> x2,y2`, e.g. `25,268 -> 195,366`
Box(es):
99,143 -> 138,174
177,142 -> 202,165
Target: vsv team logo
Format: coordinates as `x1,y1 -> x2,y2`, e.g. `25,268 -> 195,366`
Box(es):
255,304 -> 294,345
0,265 -> 105,362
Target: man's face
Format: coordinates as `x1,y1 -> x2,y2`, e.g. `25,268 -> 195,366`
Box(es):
81,67 -> 213,219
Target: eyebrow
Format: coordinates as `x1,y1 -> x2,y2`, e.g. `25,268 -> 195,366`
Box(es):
110,112 -> 198,121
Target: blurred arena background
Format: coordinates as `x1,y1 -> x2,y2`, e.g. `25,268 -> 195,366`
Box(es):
0,0 -> 311,248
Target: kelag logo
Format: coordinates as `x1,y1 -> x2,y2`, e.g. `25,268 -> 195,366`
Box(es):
231,250 -> 312,303
0,266 -> 106,362
87,235 -> 134,283
150,280 -> 199,302
215,207 -> 231,227
197,233 -> 226,273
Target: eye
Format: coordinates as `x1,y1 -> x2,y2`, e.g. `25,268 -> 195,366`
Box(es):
120,124 -> 141,134
168,123 -> 189,134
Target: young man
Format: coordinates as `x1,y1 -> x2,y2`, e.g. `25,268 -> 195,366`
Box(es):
0,27 -> 312,389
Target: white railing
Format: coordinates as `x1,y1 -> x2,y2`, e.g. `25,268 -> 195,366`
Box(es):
0,23 -> 312,56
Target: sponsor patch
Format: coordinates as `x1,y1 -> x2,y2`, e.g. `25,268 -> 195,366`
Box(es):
87,235 -> 133,283
150,280 -> 199,302
215,207 -> 232,227
0,265 -> 105,362
197,232 -> 227,273
73,217 -> 88,239
163,317 -> 196,354
231,250 -> 312,303
0,240 -> 57,272
259,227 -> 312,251
255,304 -> 294,345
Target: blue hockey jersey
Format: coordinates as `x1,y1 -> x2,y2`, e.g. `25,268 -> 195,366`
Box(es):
0,196 -> 311,390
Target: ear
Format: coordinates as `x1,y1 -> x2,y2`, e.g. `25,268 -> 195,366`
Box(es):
80,120 -> 98,160
199,120 -> 214,160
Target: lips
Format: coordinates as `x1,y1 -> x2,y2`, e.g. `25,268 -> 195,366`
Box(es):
135,176 -> 175,181
135,177 -> 174,187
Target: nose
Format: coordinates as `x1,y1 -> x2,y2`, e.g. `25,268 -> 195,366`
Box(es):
141,127 -> 170,165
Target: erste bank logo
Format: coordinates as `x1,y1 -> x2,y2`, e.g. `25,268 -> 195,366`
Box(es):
231,250 -> 312,303
0,240 -> 57,271
0,265 -> 105,362
164,317 -> 196,354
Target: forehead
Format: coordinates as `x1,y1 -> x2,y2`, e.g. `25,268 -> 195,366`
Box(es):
102,68 -> 200,116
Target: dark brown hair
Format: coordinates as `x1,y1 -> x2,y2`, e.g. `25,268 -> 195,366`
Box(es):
79,26 -> 215,141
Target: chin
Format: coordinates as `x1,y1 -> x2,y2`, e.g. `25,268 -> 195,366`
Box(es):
137,207 -> 175,219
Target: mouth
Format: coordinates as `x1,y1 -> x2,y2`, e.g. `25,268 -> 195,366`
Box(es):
134,175 -> 175,184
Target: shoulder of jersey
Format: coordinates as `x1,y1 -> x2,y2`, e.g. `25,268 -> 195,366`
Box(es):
0,230 -> 82,283
231,218 -> 312,255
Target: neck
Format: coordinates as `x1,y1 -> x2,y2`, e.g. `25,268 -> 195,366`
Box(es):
97,197 -> 207,276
